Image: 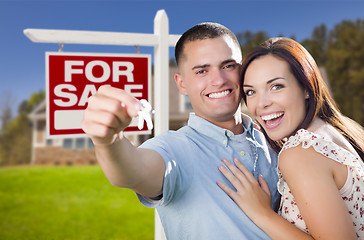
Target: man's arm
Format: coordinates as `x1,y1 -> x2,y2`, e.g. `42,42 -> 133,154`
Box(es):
82,85 -> 165,198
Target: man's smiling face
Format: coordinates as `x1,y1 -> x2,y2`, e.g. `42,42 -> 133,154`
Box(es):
175,36 -> 242,126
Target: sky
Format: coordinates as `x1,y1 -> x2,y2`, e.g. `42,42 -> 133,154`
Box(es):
0,0 -> 364,115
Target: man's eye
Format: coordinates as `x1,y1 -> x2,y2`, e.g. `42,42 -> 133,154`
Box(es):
223,64 -> 237,70
196,69 -> 206,74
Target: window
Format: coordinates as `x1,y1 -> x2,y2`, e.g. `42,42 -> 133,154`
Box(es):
88,138 -> 94,149
184,95 -> 193,111
62,137 -> 94,149
75,138 -> 85,149
46,139 -> 53,146
63,138 -> 73,149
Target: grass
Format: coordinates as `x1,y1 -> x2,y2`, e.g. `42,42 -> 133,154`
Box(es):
0,165 -> 154,240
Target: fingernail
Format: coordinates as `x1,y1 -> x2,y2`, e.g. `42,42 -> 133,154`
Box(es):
131,102 -> 142,116
135,102 -> 142,111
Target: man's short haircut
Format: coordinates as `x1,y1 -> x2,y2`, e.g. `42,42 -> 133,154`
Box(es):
175,22 -> 240,66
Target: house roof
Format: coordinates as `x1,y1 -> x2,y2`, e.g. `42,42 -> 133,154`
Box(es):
28,99 -> 46,121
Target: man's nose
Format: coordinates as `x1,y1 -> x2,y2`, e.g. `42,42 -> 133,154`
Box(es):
210,68 -> 225,85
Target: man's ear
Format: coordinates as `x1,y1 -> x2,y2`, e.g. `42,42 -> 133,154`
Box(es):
174,73 -> 187,95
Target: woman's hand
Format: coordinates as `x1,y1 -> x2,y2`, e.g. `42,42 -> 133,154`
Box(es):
217,158 -> 273,223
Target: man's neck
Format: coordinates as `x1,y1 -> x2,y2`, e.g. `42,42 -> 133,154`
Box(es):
212,119 -> 244,135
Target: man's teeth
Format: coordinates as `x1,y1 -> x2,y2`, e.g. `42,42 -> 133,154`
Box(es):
208,90 -> 230,99
261,112 -> 284,121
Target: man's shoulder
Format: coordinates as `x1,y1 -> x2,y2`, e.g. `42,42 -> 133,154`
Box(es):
140,126 -> 197,147
162,125 -> 197,138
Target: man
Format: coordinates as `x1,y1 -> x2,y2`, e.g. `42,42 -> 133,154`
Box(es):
82,22 -> 279,239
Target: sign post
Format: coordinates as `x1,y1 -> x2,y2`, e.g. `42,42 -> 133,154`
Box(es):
24,9 -> 180,240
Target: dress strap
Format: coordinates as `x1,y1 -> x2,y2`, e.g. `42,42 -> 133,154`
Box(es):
339,167 -> 353,197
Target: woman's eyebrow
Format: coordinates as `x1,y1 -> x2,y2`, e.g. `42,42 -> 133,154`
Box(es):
267,77 -> 284,84
243,77 -> 284,88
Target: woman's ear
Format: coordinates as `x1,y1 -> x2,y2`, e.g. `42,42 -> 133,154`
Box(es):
175,73 -> 188,95
305,90 -> 310,99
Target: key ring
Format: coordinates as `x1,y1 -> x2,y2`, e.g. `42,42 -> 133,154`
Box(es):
137,99 -> 155,130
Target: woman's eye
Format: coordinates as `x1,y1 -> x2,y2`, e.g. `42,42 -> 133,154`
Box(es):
272,84 -> 284,90
245,89 -> 255,96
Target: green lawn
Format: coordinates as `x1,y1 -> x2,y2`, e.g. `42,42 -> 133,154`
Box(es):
0,165 -> 154,240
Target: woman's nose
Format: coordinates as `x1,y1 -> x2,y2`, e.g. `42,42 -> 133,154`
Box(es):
257,93 -> 272,108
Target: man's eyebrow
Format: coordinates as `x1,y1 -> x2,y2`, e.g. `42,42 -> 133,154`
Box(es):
243,77 -> 284,88
221,59 -> 237,66
191,59 -> 237,71
192,64 -> 210,70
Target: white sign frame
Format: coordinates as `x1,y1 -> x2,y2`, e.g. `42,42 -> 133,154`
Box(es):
45,51 -> 152,139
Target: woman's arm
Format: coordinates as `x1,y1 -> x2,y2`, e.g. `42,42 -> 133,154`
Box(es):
217,158 -> 314,240
278,146 -> 356,239
217,145 -> 356,240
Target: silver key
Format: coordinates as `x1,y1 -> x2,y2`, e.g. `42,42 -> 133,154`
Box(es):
137,99 -> 154,130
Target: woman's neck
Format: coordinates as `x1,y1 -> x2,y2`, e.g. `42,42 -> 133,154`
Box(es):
307,118 -> 326,133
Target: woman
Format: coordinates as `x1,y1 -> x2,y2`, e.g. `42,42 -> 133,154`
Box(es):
217,38 -> 364,239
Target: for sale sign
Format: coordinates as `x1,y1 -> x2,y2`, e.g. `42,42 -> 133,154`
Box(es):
46,52 -> 151,138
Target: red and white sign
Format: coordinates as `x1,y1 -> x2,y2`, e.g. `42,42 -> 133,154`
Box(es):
46,52 -> 151,137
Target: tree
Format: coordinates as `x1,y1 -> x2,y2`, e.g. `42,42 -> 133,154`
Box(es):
236,30 -> 269,56
301,24 -> 328,66
0,92 -> 14,131
0,91 -> 45,166
169,58 -> 176,67
326,19 -> 364,125
237,30 -> 297,57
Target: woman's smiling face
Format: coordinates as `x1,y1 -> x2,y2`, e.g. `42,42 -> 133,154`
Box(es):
243,54 -> 308,141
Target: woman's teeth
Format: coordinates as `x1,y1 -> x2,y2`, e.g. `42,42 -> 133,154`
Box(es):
261,112 -> 284,121
208,90 -> 230,99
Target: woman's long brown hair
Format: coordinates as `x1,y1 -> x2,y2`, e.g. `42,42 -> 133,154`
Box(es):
241,38 -> 364,160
